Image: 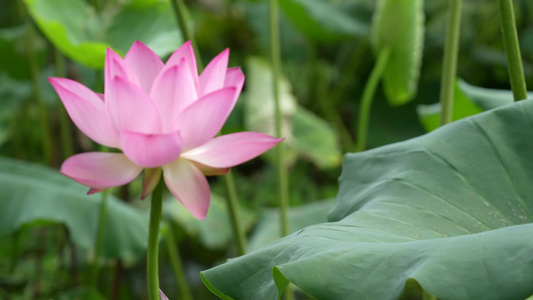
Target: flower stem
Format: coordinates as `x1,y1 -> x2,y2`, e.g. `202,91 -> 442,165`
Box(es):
355,47 -> 391,152
222,171 -> 247,255
270,1 -> 293,299
147,178 -> 164,300
439,0 -> 462,126
498,0 -> 527,101
164,219 -> 193,300
18,0 -> 53,165
269,0 -> 290,238
88,189 -> 110,294
169,0 -> 203,70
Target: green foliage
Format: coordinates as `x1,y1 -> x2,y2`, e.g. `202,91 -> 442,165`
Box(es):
0,158 -> 148,260
164,194 -> 256,251
248,199 -> 335,252
417,80 -> 533,132
23,0 -> 181,69
371,0 -> 424,105
0,25 -> 47,79
280,0 -> 368,42
458,79 -> 531,110
202,99 -> 533,299
417,81 -> 484,132
244,57 -> 342,168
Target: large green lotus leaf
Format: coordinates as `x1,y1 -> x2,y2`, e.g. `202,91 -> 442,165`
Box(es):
371,0 -> 424,105
417,81 -> 483,132
202,99 -> 533,300
0,158 -> 148,260
23,0 -> 181,69
280,0 -> 368,41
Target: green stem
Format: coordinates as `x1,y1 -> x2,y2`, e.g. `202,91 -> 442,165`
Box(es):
498,0 -> 527,101
439,0 -> 462,126
9,230 -> 20,273
270,1 -> 292,299
164,219 -> 194,300
270,0 -> 290,238
19,0 -> 53,165
147,178 -> 164,300
88,189 -> 110,293
222,171 -> 247,255
355,48 -> 391,152
55,50 -> 74,159
169,0 -> 203,69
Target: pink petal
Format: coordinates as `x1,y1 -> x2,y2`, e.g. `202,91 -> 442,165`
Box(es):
121,130 -> 182,168
159,289 -> 169,300
124,41 -> 164,94
49,77 -> 120,148
164,41 -> 198,85
224,67 -> 245,104
107,76 -> 162,134
163,159 -> 210,220
199,48 -> 229,96
141,168 -> 162,200
61,152 -> 143,190
150,59 -> 198,131
189,160 -> 229,176
104,48 -> 140,101
173,87 -> 237,150
182,132 -> 283,168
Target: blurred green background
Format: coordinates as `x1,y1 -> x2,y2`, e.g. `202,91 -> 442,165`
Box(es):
0,0 -> 532,299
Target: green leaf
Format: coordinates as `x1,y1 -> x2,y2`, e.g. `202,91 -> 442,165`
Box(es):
458,79 -> 533,110
202,99 -> 533,300
23,0 -> 181,69
243,57 -> 342,168
0,158 -> 148,260
164,193 -> 255,250
248,199 -> 335,252
292,107 -> 342,168
371,0 -> 424,105
417,81 -> 484,132
280,0 -> 368,41
0,25 -> 47,79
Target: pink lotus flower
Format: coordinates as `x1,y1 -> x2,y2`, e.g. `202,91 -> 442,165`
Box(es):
49,41 -> 282,220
